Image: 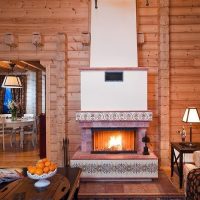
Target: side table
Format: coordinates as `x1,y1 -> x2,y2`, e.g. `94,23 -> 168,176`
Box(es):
171,142 -> 200,188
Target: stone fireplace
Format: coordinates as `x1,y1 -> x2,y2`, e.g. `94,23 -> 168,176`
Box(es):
76,111 -> 153,154
70,0 -> 158,180
70,68 -> 158,180
71,110 -> 158,180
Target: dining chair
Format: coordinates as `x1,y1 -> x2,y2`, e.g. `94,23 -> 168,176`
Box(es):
23,114 -> 34,119
23,114 -> 37,147
0,116 -> 20,149
9,123 -> 21,148
0,117 -> 5,150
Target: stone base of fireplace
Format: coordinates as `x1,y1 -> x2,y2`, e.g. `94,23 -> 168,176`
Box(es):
71,151 -> 158,180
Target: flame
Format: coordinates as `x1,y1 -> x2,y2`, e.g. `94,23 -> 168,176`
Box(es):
108,135 -> 122,150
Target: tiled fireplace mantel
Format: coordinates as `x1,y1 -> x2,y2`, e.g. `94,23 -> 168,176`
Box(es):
76,111 -> 152,122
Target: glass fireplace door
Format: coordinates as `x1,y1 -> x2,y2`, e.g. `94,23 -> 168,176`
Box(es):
92,129 -> 136,153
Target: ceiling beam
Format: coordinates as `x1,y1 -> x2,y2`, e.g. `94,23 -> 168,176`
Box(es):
11,60 -> 37,72
22,61 -> 46,71
0,61 -> 9,70
0,60 -> 46,72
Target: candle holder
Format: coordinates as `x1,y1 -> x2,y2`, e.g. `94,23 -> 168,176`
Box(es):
142,133 -> 150,155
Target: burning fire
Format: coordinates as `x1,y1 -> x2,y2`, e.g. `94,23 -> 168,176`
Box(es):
108,135 -> 122,150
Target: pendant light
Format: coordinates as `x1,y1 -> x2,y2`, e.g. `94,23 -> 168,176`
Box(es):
1,63 -> 22,88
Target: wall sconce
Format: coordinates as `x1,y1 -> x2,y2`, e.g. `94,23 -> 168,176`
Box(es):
137,33 -> 145,45
32,32 -> 43,50
82,32 -> 91,47
4,33 -> 18,49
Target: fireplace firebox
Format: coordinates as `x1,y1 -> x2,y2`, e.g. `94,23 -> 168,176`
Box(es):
92,128 -> 136,153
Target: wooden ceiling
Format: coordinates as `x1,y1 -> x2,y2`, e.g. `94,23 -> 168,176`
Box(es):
0,61 -> 45,73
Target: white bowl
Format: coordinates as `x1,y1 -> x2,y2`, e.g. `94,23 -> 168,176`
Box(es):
27,168 -> 57,187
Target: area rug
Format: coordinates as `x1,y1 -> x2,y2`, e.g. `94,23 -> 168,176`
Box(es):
78,170 -> 185,200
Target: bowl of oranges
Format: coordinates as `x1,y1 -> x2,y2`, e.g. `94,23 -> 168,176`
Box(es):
27,158 -> 57,188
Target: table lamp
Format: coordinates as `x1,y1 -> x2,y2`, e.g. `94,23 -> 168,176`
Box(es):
182,107 -> 200,147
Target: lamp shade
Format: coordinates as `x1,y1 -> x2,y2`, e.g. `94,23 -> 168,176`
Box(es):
182,107 -> 200,123
1,75 -> 22,88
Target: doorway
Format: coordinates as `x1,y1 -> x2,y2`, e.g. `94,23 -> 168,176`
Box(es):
0,33 -> 67,167
0,60 -> 46,167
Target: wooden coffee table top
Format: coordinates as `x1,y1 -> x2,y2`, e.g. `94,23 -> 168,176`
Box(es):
0,173 -> 70,200
0,167 -> 82,200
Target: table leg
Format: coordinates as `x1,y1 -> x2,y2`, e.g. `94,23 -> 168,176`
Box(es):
74,187 -> 80,200
20,127 -> 24,148
179,152 -> 183,188
171,145 -> 174,177
2,123 -> 5,151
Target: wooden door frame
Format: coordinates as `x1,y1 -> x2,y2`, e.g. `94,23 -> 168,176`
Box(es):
0,33 -> 68,166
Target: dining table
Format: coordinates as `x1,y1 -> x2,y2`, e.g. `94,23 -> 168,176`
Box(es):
1,117 -> 36,150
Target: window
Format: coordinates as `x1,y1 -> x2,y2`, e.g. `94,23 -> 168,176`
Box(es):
3,88 -> 12,113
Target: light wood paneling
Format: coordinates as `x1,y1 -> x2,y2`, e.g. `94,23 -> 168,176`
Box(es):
138,1 -> 159,156
0,0 -> 200,168
169,0 -> 200,146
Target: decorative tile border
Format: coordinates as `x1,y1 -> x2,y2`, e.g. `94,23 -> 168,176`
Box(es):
71,159 -> 158,178
76,111 -> 152,121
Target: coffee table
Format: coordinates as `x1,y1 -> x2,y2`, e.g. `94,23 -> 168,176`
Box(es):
0,167 -> 81,200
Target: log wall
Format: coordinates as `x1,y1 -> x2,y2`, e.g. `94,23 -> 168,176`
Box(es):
170,0 -> 200,145
0,0 -> 199,166
137,0 -> 160,157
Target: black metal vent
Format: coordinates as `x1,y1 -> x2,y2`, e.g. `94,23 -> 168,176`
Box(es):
105,72 -> 123,82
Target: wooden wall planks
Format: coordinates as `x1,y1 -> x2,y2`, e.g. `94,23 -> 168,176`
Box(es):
0,0 -> 200,166
138,0 -> 159,156
169,0 -> 200,149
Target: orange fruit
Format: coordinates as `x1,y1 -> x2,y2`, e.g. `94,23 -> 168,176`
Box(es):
27,166 -> 33,172
44,161 -> 51,167
28,166 -> 36,175
35,168 -> 43,176
49,164 -> 57,171
43,167 -> 50,173
36,162 -> 45,169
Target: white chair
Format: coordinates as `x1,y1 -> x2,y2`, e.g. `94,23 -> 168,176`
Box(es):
23,114 -> 37,147
9,124 -> 21,148
0,116 -> 18,149
0,117 -> 5,150
23,114 -> 34,119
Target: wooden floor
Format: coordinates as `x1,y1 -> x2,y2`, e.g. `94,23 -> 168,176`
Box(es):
78,169 -> 185,200
0,136 -> 185,199
0,134 -> 39,168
